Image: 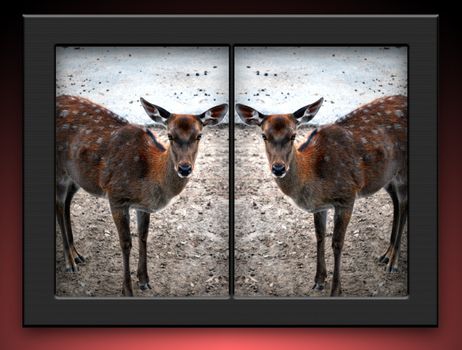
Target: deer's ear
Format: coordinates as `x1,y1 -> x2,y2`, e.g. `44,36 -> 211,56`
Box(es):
293,97 -> 324,126
236,104 -> 266,126
200,104 -> 228,126
140,97 -> 171,127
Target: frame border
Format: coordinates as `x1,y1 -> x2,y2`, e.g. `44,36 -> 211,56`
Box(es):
24,15 -> 437,326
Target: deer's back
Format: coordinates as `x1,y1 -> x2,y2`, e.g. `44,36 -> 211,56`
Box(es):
56,95 -> 169,206
295,95 -> 407,206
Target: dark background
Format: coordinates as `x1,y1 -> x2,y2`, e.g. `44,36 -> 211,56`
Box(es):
2,1 -> 461,348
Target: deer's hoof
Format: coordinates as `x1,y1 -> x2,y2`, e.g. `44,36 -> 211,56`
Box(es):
74,255 -> 85,264
65,265 -> 78,273
386,265 -> 398,273
139,282 -> 152,291
122,288 -> 134,297
330,289 -> 342,297
312,283 -> 325,291
378,255 -> 389,264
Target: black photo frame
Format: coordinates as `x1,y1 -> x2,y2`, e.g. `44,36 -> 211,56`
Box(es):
24,15 -> 438,326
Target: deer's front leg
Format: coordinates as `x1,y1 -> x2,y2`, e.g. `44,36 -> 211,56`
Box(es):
313,210 -> 327,291
136,210 -> 151,291
110,203 -> 133,296
331,204 -> 353,296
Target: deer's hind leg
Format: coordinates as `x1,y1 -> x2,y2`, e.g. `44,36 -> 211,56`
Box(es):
56,178 -> 80,272
64,182 -> 84,264
379,183 -> 399,265
386,179 -> 408,273
380,179 -> 407,272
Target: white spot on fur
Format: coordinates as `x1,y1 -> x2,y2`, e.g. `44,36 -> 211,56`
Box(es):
324,155 -> 330,162
395,110 -> 404,117
85,129 -> 92,135
134,155 -> 140,162
60,110 -> 69,117
96,137 -> 103,144
361,137 -> 367,144
72,110 -> 78,115
385,110 -> 392,115
95,109 -> 101,113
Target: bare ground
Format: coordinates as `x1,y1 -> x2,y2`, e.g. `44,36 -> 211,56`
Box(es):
56,125 -> 229,297
234,125 -> 408,297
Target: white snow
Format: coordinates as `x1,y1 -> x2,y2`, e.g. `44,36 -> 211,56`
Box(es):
235,46 -> 407,124
56,46 -> 407,126
56,47 -> 229,124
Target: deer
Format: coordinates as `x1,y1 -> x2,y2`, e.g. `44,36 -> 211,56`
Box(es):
56,95 -> 228,296
236,95 -> 407,296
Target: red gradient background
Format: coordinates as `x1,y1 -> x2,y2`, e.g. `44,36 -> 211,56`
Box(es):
2,2 -> 461,349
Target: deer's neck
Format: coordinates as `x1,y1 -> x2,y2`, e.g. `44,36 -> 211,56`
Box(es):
163,147 -> 189,197
274,146 -> 315,198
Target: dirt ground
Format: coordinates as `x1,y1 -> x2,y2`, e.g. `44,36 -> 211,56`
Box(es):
56,125 -> 229,297
234,125 -> 408,297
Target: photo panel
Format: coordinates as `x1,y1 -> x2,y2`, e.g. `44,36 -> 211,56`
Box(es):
234,46 -> 408,297
55,46 -> 229,297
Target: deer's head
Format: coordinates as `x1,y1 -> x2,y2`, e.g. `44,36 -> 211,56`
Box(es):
236,98 -> 323,178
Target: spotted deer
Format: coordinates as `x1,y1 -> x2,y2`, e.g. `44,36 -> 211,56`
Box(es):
56,95 -> 228,296
236,95 -> 407,296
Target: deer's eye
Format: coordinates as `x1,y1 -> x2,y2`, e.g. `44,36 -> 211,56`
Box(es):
167,134 -> 173,141
290,134 -> 296,141
196,134 -> 202,141
261,134 -> 267,141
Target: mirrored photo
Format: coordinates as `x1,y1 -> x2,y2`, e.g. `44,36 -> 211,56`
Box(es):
234,47 -> 408,297
56,47 -> 229,297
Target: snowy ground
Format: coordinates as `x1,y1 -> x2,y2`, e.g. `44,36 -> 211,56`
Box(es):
56,47 -> 229,124
57,46 -> 406,125
234,47 -> 407,123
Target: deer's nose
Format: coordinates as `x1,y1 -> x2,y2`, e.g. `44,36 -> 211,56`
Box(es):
272,163 -> 286,177
178,163 -> 192,177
